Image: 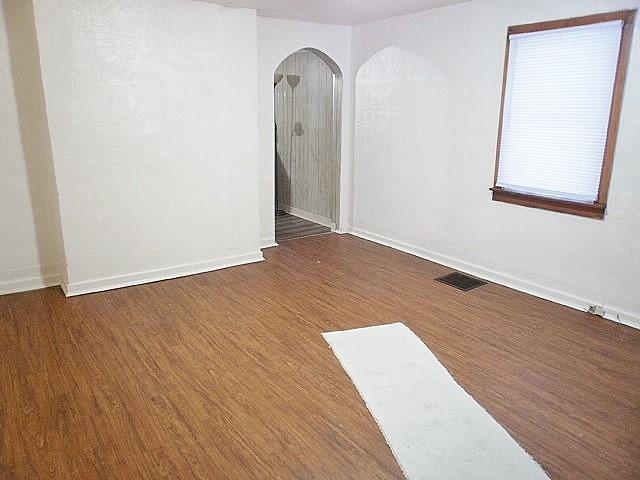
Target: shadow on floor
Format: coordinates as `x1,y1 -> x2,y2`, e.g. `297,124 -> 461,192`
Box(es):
275,211 -> 331,242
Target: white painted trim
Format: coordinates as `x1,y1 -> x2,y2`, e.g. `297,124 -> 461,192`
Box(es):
62,252 -> 265,297
0,265 -> 61,295
280,204 -> 336,230
350,227 -> 640,331
260,237 -> 278,249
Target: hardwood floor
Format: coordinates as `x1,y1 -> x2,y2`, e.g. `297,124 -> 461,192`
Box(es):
275,211 -> 331,242
1,234 -> 639,479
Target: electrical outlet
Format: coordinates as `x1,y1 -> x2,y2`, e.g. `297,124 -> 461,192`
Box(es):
587,305 -> 605,317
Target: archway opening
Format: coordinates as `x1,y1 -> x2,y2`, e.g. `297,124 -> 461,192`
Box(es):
273,48 -> 342,242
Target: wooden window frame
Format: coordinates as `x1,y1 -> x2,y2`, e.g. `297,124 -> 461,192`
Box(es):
492,10 -> 636,219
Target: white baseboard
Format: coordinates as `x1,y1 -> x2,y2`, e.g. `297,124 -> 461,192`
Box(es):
0,265 -> 61,295
350,227 -> 640,331
62,252 -> 264,297
260,237 -> 278,249
280,204 -> 336,230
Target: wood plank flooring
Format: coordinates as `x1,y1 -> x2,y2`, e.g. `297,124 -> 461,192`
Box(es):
1,233 -> 639,479
275,211 -> 330,242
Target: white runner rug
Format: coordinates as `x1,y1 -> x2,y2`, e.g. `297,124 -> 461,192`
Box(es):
323,323 -> 550,480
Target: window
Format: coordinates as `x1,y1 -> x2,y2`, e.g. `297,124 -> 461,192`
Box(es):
492,10 -> 636,219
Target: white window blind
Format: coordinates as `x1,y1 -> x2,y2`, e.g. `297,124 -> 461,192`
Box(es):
496,20 -> 623,203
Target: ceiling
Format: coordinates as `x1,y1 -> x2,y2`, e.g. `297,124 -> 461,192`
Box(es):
209,0 -> 472,25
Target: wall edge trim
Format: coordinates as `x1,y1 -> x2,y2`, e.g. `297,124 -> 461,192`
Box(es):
0,267 -> 61,295
350,227 -> 640,331
279,204 -> 336,229
260,238 -> 279,249
62,251 -> 265,297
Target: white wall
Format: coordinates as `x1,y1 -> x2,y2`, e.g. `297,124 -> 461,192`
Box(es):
0,0 -> 62,294
351,0 -> 640,327
4,0 -> 638,323
257,17 -> 352,247
31,0 -> 262,295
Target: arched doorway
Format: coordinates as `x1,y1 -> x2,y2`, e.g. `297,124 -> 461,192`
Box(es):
273,48 -> 342,242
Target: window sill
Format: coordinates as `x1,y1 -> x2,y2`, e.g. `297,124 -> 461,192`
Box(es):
491,188 -> 605,219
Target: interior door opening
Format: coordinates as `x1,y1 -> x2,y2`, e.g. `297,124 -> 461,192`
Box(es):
273,48 -> 342,242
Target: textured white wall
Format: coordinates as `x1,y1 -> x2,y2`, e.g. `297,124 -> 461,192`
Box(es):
31,0 -> 262,294
257,17 -> 352,246
0,0 -> 62,294
4,0 -> 639,318
351,0 -> 640,326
